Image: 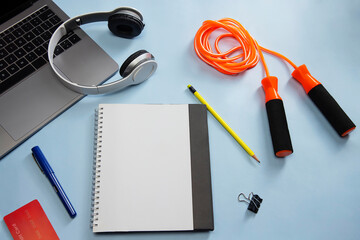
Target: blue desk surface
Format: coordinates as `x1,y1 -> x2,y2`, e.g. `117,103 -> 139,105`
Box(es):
1,0 -> 360,239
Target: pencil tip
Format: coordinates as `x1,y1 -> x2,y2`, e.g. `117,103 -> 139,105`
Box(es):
252,154 -> 260,163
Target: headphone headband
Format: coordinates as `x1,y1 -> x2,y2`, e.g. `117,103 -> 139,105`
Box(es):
48,7 -> 156,95
62,7 -> 143,30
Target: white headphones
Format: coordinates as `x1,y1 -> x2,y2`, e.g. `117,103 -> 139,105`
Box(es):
48,7 -> 157,95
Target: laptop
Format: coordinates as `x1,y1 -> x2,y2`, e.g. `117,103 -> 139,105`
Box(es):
0,0 -> 118,159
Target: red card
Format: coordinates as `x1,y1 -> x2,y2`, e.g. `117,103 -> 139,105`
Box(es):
4,200 -> 59,240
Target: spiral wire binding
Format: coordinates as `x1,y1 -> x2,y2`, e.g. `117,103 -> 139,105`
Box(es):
90,107 -> 104,228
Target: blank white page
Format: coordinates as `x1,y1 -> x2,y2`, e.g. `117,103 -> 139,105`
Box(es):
93,104 -> 194,232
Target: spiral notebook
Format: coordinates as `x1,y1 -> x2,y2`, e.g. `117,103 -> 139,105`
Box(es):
91,104 -> 213,232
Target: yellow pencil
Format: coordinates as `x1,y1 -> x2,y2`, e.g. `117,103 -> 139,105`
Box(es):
187,85 -> 260,163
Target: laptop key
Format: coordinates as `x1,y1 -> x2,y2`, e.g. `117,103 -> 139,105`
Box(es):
14,48 -> 26,58
34,46 -> 46,56
0,60 -> 8,71
54,46 -> 64,56
7,64 -> 20,74
24,32 -> 35,41
16,58 -> 29,68
0,70 -> 10,81
32,26 -> 44,35
24,16 -> 32,24
0,39 -> 6,48
12,28 -> 25,38
3,33 -> 15,43
60,39 -> 72,50
32,57 -> 46,69
25,52 -> 37,62
49,16 -> 61,25
32,36 -> 44,46
5,54 -> 17,64
40,31 -> 52,41
41,21 -> 53,30
69,34 -> 81,44
0,49 -> 8,58
5,43 -> 17,53
14,37 -> 26,47
24,42 -> 35,52
30,17 -> 42,26
0,65 -> 36,94
21,22 -> 34,32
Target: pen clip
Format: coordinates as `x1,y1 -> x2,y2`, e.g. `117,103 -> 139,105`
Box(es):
32,153 -> 44,174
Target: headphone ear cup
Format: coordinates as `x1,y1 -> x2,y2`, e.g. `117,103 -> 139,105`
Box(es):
120,50 -> 149,77
108,13 -> 144,38
120,50 -> 152,77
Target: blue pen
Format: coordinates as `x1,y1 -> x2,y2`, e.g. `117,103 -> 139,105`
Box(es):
31,146 -> 77,218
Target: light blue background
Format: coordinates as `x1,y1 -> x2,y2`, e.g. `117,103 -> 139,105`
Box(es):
1,0 -> 360,239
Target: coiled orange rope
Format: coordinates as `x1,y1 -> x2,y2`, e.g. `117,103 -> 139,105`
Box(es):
194,18 -> 298,77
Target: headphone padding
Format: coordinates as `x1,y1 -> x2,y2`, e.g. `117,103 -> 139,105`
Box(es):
108,13 -> 144,38
120,50 -> 149,77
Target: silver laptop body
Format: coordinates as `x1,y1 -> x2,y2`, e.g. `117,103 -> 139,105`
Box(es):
0,0 -> 118,158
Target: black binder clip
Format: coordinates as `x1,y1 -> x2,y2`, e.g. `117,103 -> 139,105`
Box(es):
238,192 -> 263,213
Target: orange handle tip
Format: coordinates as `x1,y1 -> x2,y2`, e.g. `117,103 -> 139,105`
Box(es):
292,64 -> 321,94
261,76 -> 282,103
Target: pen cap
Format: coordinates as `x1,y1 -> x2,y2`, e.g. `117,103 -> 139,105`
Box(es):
261,77 -> 293,157
292,65 -> 356,137
31,146 -> 53,174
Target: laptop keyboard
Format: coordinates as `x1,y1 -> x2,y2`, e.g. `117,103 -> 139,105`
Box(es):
0,5 -> 81,94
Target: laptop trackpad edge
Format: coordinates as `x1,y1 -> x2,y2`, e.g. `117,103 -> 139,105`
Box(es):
0,66 -> 80,141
